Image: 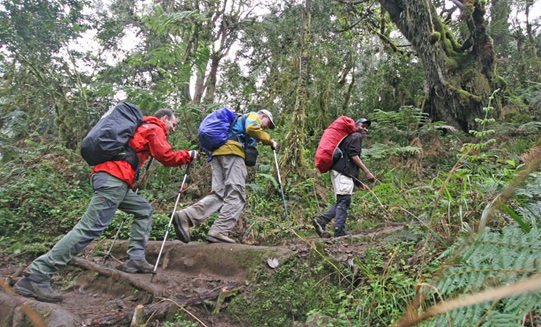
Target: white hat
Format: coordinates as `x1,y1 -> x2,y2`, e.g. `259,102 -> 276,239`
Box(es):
260,109 -> 276,129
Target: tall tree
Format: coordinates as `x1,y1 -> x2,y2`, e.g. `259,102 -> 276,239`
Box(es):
377,0 -> 501,131
282,0 -> 312,182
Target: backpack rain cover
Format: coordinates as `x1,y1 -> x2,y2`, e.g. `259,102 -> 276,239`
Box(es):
314,116 -> 356,173
198,108 -> 236,152
81,102 -> 143,167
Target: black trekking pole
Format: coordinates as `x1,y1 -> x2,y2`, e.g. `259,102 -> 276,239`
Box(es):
151,160 -> 192,282
273,149 -> 292,239
103,157 -> 154,264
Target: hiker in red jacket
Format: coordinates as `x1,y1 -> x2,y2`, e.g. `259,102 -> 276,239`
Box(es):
313,118 -> 375,238
14,108 -> 197,303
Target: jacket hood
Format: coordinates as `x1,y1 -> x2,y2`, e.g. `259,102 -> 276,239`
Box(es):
143,116 -> 167,134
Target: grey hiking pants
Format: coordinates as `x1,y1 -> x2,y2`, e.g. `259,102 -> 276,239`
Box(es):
27,172 -> 153,281
179,155 -> 246,235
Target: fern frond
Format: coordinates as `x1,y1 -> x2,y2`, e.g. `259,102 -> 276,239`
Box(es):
395,145 -> 422,155
420,226 -> 541,327
481,311 -> 523,327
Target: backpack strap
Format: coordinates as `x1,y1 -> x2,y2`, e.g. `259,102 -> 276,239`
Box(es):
227,114 -> 244,143
242,115 -> 249,151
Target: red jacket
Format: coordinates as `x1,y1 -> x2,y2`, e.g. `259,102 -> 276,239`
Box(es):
91,116 -> 192,188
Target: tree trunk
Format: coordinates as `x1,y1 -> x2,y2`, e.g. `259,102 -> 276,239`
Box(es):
525,0 -> 537,59
203,53 -> 221,104
378,0 -> 500,131
192,70 -> 206,105
282,0 -> 312,182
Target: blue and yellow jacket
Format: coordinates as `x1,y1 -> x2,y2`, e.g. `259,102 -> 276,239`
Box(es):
213,112 -> 273,158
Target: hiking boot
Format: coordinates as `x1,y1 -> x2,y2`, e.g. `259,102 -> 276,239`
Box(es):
206,230 -> 236,244
116,259 -> 154,273
13,276 -> 63,303
172,211 -> 191,243
334,228 -> 349,237
312,219 -> 331,238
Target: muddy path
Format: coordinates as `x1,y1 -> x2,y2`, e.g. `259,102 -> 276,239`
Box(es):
0,223 -> 407,326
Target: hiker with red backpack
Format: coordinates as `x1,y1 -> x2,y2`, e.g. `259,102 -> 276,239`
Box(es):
173,109 -> 277,244
14,105 -> 197,303
313,118 -> 375,238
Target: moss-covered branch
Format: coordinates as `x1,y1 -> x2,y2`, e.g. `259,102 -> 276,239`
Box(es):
445,82 -> 482,102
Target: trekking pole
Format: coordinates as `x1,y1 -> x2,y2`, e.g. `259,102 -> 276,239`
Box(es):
103,157 -> 154,264
151,160 -> 192,282
273,149 -> 292,239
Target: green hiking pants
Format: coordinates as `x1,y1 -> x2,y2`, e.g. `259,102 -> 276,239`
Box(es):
28,172 -> 153,279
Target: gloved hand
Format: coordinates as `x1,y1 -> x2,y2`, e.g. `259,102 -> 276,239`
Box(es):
189,150 -> 198,161
271,141 -> 277,150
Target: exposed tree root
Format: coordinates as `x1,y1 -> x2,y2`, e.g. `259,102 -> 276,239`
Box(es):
84,283 -> 244,326
71,257 -> 164,297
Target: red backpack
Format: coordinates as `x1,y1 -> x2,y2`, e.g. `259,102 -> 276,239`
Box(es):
314,116 -> 356,173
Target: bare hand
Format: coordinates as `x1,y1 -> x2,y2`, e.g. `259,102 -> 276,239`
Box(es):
366,172 -> 375,183
189,150 -> 198,160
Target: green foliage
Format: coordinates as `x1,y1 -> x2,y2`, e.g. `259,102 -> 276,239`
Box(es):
421,226 -> 541,327
227,258 -> 333,326
348,244 -> 421,326
242,162 -> 296,243
371,106 -> 429,135
0,144 -> 90,252
162,312 -> 199,327
226,239 -> 439,327
367,106 -> 437,156
225,242 -> 410,326
461,89 -> 499,156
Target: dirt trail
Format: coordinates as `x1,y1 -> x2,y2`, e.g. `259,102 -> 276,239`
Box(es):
0,224 -> 406,326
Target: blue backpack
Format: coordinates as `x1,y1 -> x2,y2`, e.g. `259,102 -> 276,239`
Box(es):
81,102 -> 143,170
198,108 -> 237,152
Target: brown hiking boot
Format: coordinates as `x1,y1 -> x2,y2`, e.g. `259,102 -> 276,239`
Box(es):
312,219 -> 331,238
13,276 -> 63,303
116,259 -> 154,273
172,211 -> 191,243
206,230 -> 236,243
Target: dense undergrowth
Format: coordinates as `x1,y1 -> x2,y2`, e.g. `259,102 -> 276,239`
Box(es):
1,107 -> 540,326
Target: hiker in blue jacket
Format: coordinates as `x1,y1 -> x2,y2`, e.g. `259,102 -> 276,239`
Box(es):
313,118 -> 375,238
173,110 -> 277,244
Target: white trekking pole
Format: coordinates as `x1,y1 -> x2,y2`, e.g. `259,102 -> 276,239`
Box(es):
151,160 -> 192,282
273,149 -> 292,239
